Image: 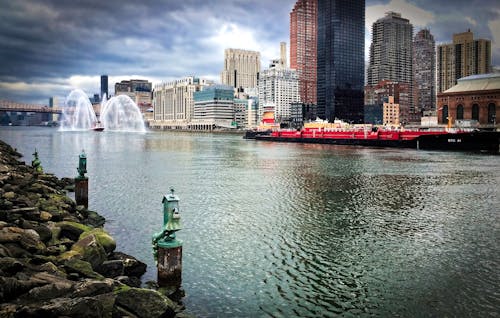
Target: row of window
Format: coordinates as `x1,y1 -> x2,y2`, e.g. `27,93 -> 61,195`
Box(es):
441,103 -> 496,123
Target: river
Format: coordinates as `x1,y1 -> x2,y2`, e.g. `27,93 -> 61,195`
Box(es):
1,127 -> 499,317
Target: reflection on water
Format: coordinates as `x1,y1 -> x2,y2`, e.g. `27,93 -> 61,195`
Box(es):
1,127 -> 499,317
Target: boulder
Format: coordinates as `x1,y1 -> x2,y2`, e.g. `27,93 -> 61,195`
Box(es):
115,275 -> 141,288
0,257 -> 25,275
80,228 -> 116,254
114,286 -> 176,318
16,296 -> 107,318
83,210 -> 106,228
24,281 -> 75,301
96,260 -> 124,278
110,252 -> 147,278
71,279 -> 114,298
58,221 -> 91,241
63,258 -> 104,280
71,234 -> 107,269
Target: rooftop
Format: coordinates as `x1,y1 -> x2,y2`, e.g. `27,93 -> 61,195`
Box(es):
443,73 -> 500,93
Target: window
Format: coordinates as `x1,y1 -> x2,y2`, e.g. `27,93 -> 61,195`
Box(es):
472,104 -> 479,121
456,104 -> 464,120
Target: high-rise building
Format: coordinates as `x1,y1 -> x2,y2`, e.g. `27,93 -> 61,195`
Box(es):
100,75 -> 108,101
115,79 -> 153,112
437,30 -> 492,93
317,0 -> 364,123
290,0 -> 317,105
193,85 -> 234,123
367,12 -> 413,115
258,62 -> 300,124
152,77 -> 211,125
220,49 -> 260,89
413,29 -> 436,113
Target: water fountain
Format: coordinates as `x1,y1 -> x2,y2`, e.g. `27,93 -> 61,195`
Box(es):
59,89 -> 98,131
100,95 -> 146,132
59,89 -> 146,133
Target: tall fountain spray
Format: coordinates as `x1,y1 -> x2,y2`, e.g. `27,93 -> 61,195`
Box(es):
59,89 -> 98,131
100,95 -> 146,132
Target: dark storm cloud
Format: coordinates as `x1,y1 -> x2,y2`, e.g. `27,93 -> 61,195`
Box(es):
0,0 -> 295,103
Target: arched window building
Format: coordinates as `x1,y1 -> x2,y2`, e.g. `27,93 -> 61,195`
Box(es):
437,74 -> 499,127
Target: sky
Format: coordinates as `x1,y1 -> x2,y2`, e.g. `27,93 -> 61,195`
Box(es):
0,0 -> 499,105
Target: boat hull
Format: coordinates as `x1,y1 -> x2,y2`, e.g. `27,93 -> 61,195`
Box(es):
255,131 -> 500,153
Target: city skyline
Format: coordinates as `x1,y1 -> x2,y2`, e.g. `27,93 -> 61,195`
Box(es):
0,0 -> 499,104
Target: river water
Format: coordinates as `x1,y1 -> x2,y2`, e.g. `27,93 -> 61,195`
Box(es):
1,127 -> 499,317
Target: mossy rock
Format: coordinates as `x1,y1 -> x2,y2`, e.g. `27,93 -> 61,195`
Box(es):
114,287 -> 176,318
64,258 -> 104,280
71,234 -> 107,269
57,221 -> 92,241
80,229 -> 116,254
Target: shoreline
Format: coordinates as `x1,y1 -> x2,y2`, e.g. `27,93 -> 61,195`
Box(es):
0,139 -> 189,317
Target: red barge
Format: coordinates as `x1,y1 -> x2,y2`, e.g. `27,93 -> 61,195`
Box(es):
247,126 -> 500,153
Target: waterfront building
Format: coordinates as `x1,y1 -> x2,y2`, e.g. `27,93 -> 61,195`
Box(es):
152,77 -> 211,129
221,49 -> 261,90
258,62 -> 299,124
192,85 -> 235,130
364,80 -> 410,124
367,12 -> 413,113
115,79 -> 153,113
437,73 -> 499,127
317,0 -> 364,123
290,0 -> 317,104
437,30 -> 492,93
413,29 -> 436,113
383,96 -> 400,126
100,75 -> 108,101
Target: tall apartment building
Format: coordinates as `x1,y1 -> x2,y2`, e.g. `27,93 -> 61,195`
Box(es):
367,12 -> 413,114
258,63 -> 299,123
152,77 -> 211,123
317,0 -> 365,123
437,30 -> 492,93
220,49 -> 261,89
290,0 -> 317,104
413,29 -> 436,113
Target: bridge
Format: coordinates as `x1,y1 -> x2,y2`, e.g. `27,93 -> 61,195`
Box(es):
0,100 -> 101,115
0,100 -> 62,114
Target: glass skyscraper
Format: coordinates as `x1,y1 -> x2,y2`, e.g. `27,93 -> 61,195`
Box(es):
316,0 -> 365,123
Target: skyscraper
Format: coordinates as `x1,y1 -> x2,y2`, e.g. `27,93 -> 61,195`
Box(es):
367,12 -> 413,116
220,49 -> 261,89
437,30 -> 492,93
100,75 -> 108,101
317,0 -> 365,123
413,29 -> 436,113
258,62 -> 300,123
290,0 -> 317,105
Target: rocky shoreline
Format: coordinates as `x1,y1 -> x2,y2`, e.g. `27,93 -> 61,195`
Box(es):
0,139 -> 188,317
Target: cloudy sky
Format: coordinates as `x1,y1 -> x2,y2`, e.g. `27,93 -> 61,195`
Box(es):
0,0 -> 499,105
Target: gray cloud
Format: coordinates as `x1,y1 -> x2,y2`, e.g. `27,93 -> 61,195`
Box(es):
0,0 -> 498,104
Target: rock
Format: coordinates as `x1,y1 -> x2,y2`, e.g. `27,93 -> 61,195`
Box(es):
63,258 -> 105,280
0,243 -> 12,257
25,281 -> 75,301
19,229 -> 46,253
2,243 -> 31,258
80,228 -> 116,254
71,234 -> 107,269
96,260 -> 124,278
58,221 -> 91,241
71,279 -> 114,298
33,224 -> 52,243
114,287 -> 176,318
39,211 -> 52,221
3,191 -> 15,200
0,257 -> 25,275
115,275 -> 141,288
83,210 -> 106,228
0,277 -> 38,302
110,252 -> 147,278
16,296 -> 107,318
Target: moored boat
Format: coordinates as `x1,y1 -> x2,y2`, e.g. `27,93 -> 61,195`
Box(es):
251,126 -> 500,153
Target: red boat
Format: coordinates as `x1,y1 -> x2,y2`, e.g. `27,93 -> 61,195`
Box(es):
91,121 -> 104,132
249,126 -> 500,153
